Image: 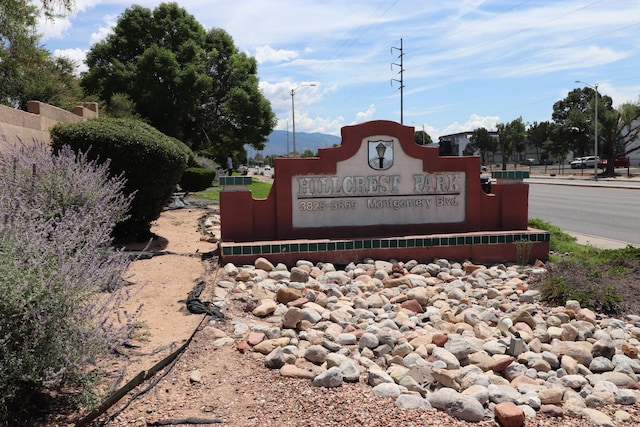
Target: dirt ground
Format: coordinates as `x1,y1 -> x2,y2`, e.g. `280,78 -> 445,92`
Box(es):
107,207 -> 220,385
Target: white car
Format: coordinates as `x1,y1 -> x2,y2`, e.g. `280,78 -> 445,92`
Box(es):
264,165 -> 271,171
570,156 -> 599,169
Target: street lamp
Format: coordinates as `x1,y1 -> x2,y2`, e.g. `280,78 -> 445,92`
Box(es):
290,83 -> 316,157
575,80 -> 599,181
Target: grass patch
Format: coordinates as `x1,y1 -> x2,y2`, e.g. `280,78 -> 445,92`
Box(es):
529,217 -> 640,317
528,218 -> 591,260
191,176 -> 272,201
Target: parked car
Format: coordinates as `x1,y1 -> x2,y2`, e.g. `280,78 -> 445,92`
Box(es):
569,157 -> 584,169
598,156 -> 630,168
615,156 -> 630,167
582,156 -> 599,167
522,158 -> 536,166
570,156 -> 599,169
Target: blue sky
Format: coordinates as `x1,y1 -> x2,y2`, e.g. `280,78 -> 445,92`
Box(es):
39,0 -> 640,142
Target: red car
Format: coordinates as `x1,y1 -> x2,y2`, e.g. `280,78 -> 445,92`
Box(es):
598,156 -> 630,168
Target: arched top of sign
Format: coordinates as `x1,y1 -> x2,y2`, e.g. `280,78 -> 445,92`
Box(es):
368,138 -> 394,170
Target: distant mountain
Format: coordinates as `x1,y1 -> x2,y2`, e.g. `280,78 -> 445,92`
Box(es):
258,130 -> 342,156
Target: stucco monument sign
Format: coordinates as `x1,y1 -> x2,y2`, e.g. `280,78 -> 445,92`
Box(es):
219,120 -> 549,265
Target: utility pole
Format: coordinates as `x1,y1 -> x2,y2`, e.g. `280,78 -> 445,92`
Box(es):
391,38 -> 405,124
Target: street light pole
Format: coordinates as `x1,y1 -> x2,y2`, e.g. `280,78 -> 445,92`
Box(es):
290,83 -> 316,157
576,80 -> 599,181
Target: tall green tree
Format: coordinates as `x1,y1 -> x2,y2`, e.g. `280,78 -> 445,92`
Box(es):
0,0 -> 81,109
467,127 -> 497,165
598,100 -> 640,176
82,3 -> 276,160
414,130 -> 433,146
552,87 -> 615,158
527,121 -> 557,162
37,0 -> 74,18
496,117 -> 526,170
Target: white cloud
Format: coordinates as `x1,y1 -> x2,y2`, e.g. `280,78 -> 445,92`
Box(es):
260,80 -> 322,120
53,48 -> 89,74
294,113 -> 345,137
37,15 -> 72,39
354,104 -> 376,124
441,114 -> 500,138
89,16 -> 117,45
253,45 -> 298,64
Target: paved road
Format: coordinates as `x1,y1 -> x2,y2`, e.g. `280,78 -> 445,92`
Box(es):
527,178 -> 640,248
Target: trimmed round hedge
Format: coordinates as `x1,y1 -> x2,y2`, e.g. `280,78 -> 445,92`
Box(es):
180,167 -> 217,192
50,118 -> 193,239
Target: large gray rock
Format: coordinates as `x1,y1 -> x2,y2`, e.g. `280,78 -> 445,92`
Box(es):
395,394 -> 432,410
428,388 -> 485,422
312,367 -> 343,388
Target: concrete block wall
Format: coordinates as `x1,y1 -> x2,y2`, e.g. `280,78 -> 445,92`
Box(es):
0,101 -> 98,150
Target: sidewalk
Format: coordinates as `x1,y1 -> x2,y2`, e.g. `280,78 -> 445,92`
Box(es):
567,232 -> 638,250
525,171 -> 640,189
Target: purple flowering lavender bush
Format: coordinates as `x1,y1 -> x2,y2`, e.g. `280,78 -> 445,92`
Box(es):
0,143 -> 138,423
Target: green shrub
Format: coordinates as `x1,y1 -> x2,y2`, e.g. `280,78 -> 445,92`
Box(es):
180,167 -> 217,192
50,118 -> 192,239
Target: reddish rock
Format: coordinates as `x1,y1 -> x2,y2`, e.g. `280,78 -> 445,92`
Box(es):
298,320 -> 312,331
628,381 -> 640,390
400,299 -> 424,313
498,303 -> 512,312
464,264 -> 483,273
247,331 -> 265,346
280,364 -> 315,379
276,287 -> 303,304
236,340 -> 250,354
511,375 -> 541,388
575,307 -> 596,325
432,333 -> 448,347
342,324 -> 356,333
494,402 -> 525,427
621,342 -> 638,358
493,356 -> 515,371
352,329 -> 367,339
539,404 -> 564,417
286,297 -> 309,307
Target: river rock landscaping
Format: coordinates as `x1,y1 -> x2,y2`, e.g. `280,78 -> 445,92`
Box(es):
213,255 -> 640,426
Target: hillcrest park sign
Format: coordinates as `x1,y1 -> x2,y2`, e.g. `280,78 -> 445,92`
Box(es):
219,120 -> 549,265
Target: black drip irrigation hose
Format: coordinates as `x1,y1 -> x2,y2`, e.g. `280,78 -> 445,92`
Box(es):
76,258 -> 224,426
184,280 -> 225,320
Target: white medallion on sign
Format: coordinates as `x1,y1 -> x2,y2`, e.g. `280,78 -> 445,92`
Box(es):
368,139 -> 394,170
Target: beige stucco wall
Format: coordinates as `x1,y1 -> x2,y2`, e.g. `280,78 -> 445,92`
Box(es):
0,101 -> 98,151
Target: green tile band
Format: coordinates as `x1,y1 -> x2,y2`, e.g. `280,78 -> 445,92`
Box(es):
219,176 -> 253,186
221,231 -> 549,257
491,170 -> 530,180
